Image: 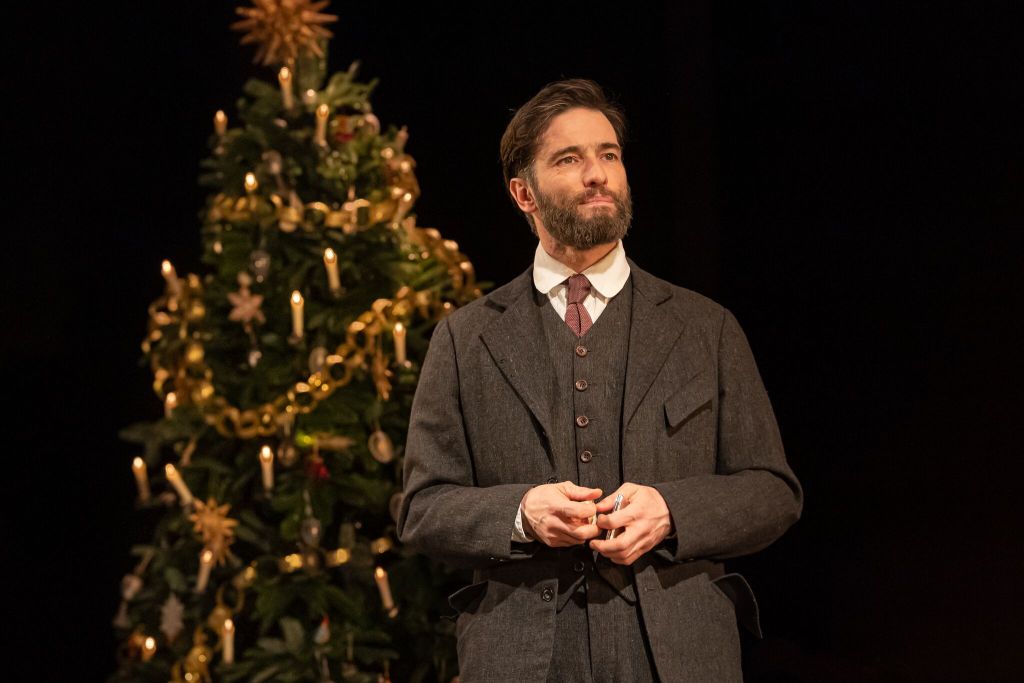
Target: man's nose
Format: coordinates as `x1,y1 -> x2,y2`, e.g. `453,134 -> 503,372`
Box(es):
581,156 -> 608,186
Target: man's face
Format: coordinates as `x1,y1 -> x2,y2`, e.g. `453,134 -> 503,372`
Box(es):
526,107 -> 632,250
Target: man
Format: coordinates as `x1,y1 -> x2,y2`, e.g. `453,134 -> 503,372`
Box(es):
397,79 -> 802,682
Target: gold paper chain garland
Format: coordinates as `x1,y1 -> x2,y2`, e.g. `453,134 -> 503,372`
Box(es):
146,219 -> 478,440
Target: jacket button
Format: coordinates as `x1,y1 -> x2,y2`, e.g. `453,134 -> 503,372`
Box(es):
541,587 -> 554,601
575,415 -> 589,427
575,345 -> 588,357
574,379 -> 588,391
573,560 -> 585,573
546,476 -> 558,484
579,450 -> 593,463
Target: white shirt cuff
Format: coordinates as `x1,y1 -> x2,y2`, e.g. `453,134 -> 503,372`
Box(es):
512,503 -> 533,543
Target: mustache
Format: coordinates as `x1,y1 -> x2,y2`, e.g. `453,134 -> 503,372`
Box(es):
578,188 -> 619,203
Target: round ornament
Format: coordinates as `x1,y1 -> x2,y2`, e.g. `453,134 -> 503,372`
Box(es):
368,430 -> 394,464
277,440 -> 299,467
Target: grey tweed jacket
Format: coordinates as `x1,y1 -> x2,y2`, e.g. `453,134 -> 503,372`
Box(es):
397,260 -> 802,682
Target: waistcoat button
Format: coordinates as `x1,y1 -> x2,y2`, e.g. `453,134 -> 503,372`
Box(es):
575,345 -> 588,357
541,587 -> 554,601
575,415 -> 589,427
574,379 -> 588,391
579,450 -> 593,463
573,560 -> 586,573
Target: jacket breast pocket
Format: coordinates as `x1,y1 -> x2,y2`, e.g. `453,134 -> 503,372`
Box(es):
664,369 -> 715,435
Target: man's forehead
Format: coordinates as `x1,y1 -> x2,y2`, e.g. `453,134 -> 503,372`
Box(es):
539,108 -> 619,152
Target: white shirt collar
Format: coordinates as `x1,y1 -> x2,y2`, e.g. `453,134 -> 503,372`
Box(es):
532,239 -> 630,298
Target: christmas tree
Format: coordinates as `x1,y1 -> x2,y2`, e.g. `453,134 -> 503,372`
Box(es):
111,2 -> 478,681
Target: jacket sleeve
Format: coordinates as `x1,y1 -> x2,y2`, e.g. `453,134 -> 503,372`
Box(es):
652,308 -> 803,563
396,318 -> 536,569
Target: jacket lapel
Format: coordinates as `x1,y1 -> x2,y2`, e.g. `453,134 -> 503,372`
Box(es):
623,261 -> 685,427
479,268 -> 556,442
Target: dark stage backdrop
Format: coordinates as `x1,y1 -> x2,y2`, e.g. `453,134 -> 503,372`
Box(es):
6,1 -> 1022,680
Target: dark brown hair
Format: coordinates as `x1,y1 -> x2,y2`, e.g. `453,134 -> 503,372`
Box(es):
499,79 -> 627,194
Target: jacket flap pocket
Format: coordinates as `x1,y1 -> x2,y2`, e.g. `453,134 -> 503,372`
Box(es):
712,572 -> 763,638
447,580 -> 488,614
664,370 -> 714,429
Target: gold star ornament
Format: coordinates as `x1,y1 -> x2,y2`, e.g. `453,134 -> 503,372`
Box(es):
189,498 -> 239,565
232,0 -> 338,67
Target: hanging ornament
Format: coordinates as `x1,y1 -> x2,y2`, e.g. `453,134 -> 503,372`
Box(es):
189,498 -> 239,565
182,627 -> 213,683
160,593 -> 185,644
261,150 -> 287,191
250,249 -> 271,283
306,447 -> 330,481
277,440 -> 299,467
227,277 -> 266,326
341,629 -> 357,677
231,0 -> 338,67
314,615 -> 330,645
248,347 -> 263,368
308,345 -> 328,374
368,429 -> 394,464
301,516 -> 323,547
113,572 -> 143,629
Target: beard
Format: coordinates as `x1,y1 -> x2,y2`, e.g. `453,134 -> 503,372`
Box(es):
532,183 -> 633,250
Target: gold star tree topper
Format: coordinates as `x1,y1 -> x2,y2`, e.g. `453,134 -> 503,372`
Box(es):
189,498 -> 239,565
232,0 -> 338,67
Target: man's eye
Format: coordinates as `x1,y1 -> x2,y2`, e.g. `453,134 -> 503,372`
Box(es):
603,152 -> 619,161
558,156 -> 578,165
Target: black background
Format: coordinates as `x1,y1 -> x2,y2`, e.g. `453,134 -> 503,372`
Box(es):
6,1 -> 1023,680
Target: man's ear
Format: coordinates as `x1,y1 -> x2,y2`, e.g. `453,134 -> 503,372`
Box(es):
509,178 -> 536,213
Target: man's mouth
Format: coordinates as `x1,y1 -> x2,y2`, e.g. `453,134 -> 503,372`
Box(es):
581,194 -> 614,205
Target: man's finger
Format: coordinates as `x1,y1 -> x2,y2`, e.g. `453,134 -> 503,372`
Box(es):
593,523 -> 639,553
595,484 -> 637,511
596,507 -> 637,530
560,482 -> 603,501
558,500 -> 598,521
565,522 -> 601,541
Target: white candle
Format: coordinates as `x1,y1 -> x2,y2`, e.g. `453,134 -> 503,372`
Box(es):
164,391 -> 178,419
278,66 -> 294,109
374,566 -> 395,615
259,445 -> 274,492
323,248 -> 341,294
196,548 -> 214,593
290,291 -> 304,339
161,259 -> 181,297
132,457 -> 151,502
244,172 -> 258,195
214,110 -> 227,136
223,618 -> 235,664
164,463 -> 193,506
141,636 -> 157,662
314,104 -> 329,146
393,323 -> 407,366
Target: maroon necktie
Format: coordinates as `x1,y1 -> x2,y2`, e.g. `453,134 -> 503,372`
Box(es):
564,274 -> 594,336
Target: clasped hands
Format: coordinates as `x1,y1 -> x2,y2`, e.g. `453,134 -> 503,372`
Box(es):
520,481 -> 674,566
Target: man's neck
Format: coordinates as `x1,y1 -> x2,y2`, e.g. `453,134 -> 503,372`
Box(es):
537,234 -> 617,274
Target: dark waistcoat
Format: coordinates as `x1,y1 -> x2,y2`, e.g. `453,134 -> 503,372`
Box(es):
538,278 -> 637,605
